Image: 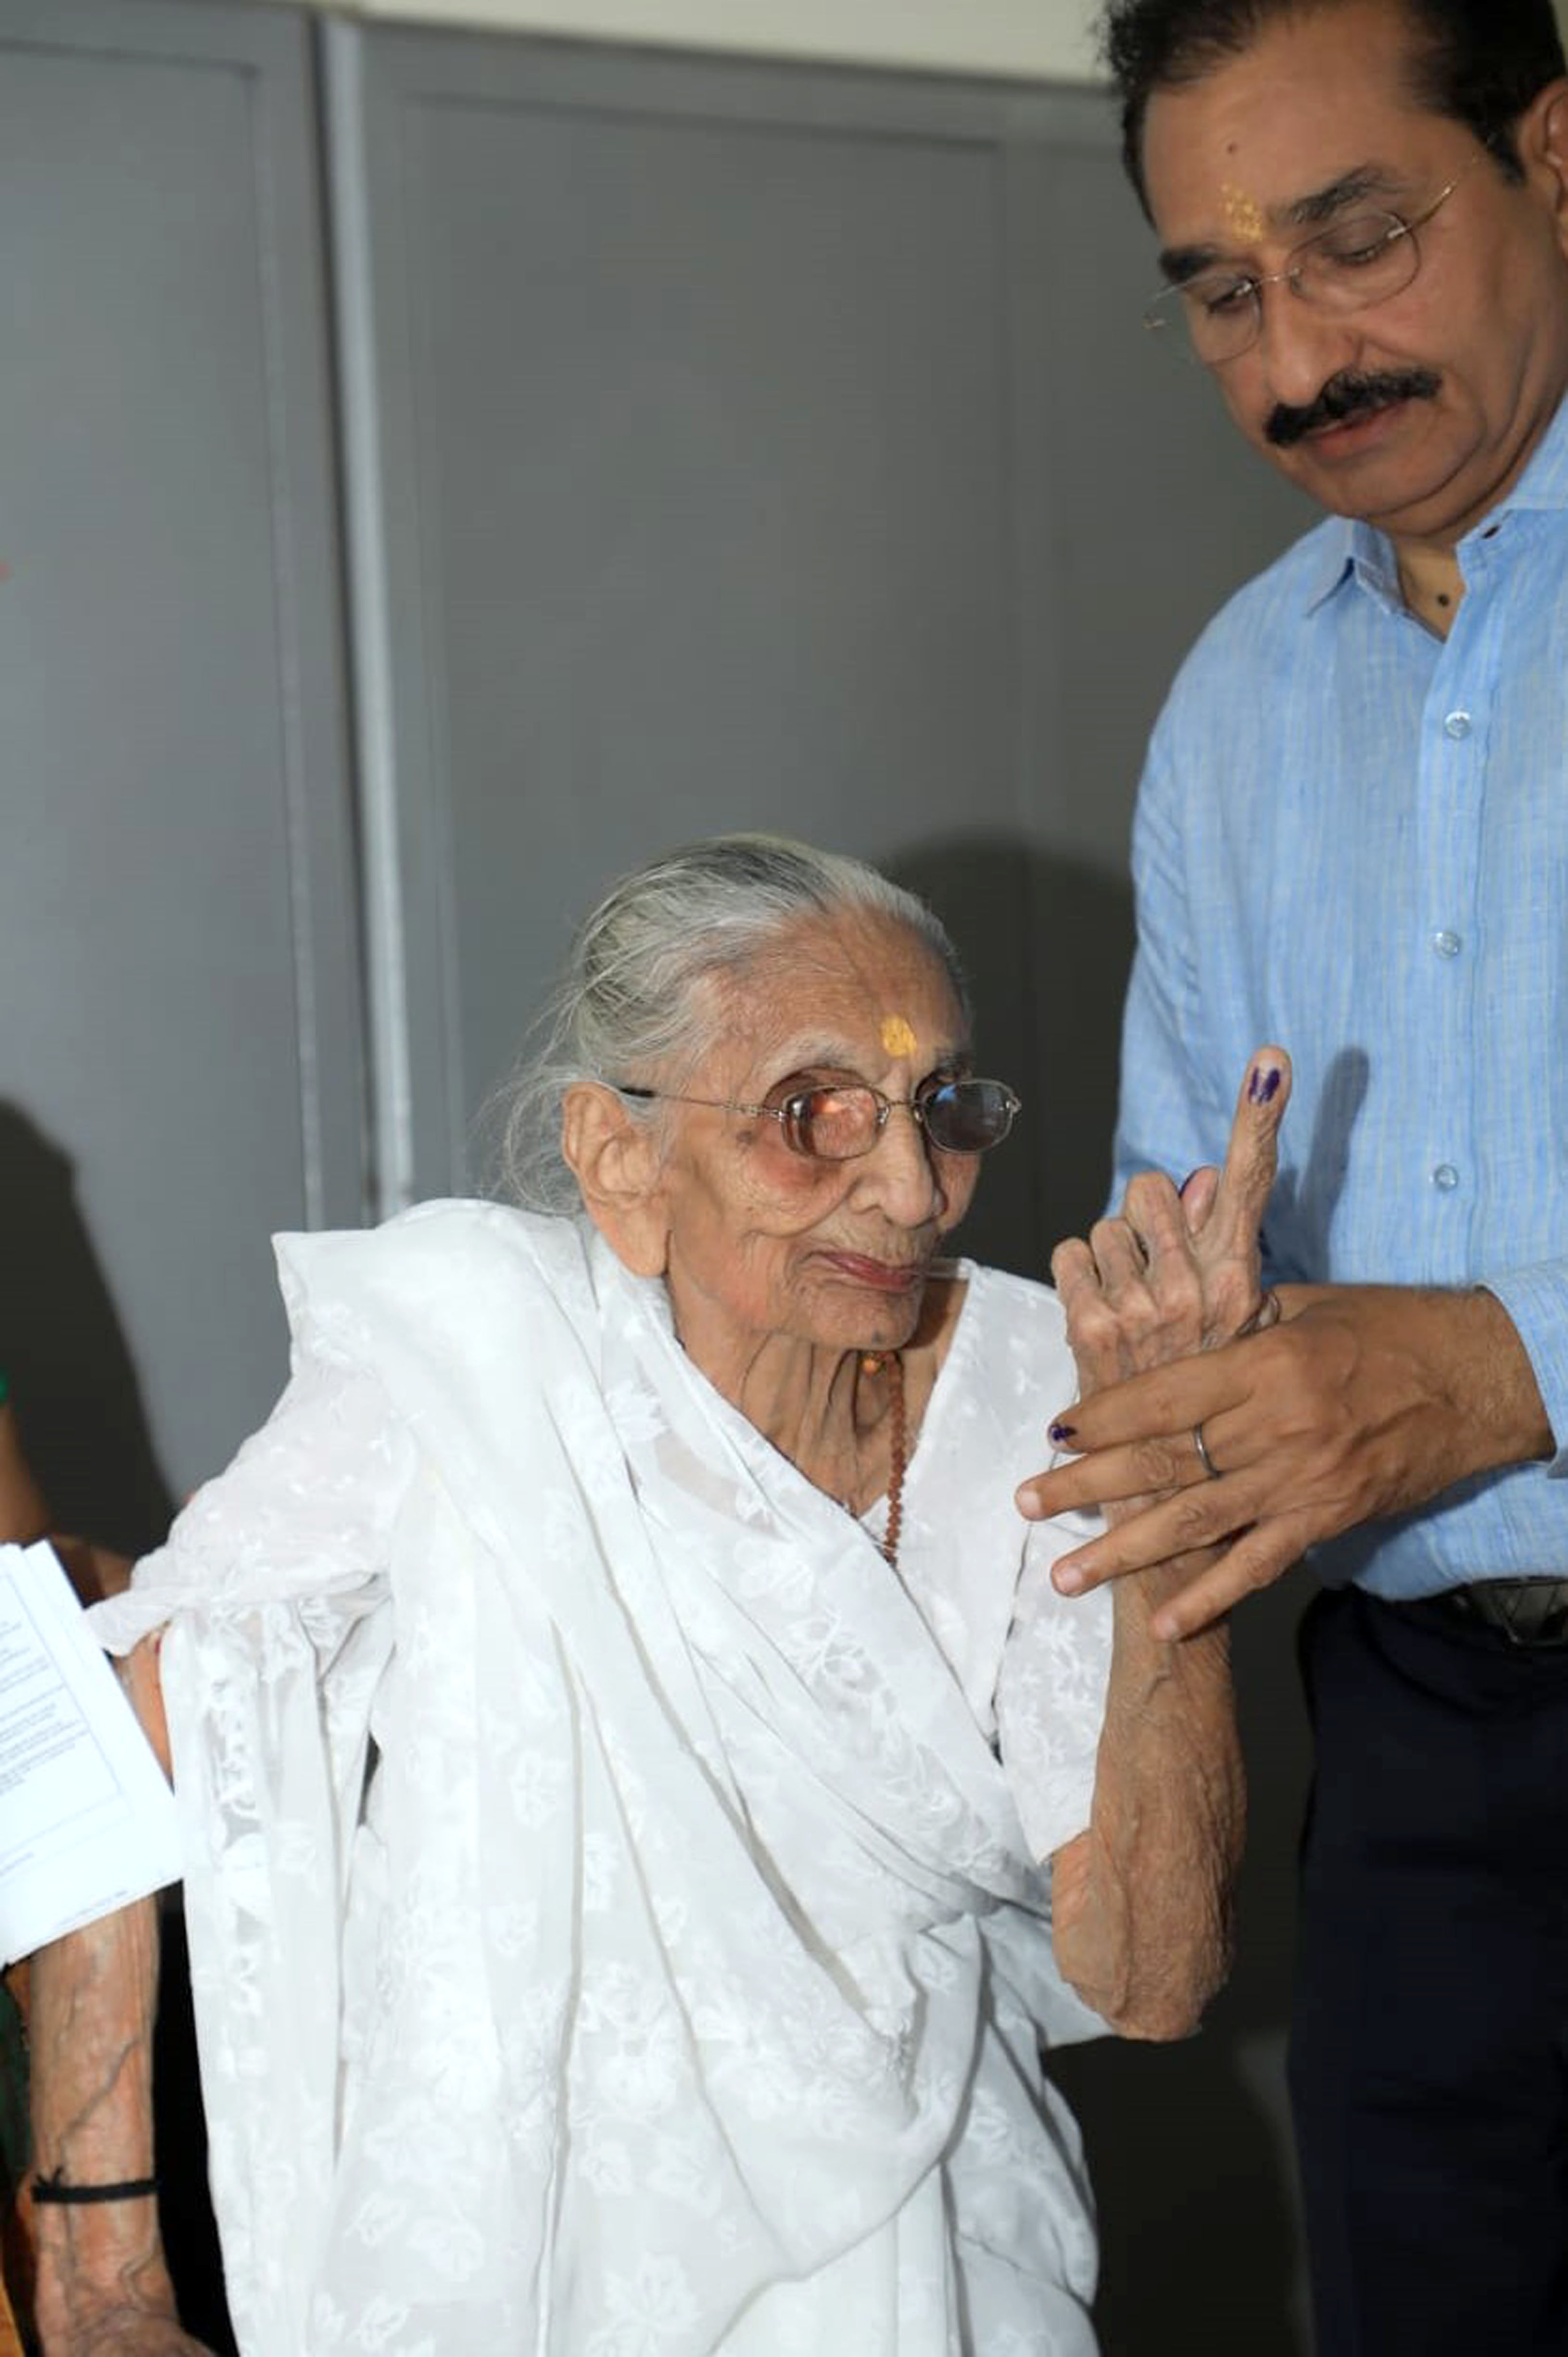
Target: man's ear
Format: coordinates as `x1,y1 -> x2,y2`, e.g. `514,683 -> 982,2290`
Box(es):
561,1084 -> 670,1277
1521,79 -> 1568,247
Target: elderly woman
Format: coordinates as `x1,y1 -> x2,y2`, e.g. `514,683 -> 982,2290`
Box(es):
65,836 -> 1283,2357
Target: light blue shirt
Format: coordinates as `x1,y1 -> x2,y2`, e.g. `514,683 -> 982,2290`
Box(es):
1113,394 -> 1568,1597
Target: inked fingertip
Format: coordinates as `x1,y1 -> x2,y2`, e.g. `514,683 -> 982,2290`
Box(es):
1047,1420 -> 1077,1446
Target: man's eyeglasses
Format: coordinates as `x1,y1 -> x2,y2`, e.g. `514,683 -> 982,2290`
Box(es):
616,1076 -> 1022,1161
1143,146 -> 1492,366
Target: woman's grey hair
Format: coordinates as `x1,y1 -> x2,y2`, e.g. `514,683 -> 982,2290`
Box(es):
492,833 -> 969,1213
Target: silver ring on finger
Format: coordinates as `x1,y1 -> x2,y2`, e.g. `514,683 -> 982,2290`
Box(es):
1191,1422 -> 1223,1481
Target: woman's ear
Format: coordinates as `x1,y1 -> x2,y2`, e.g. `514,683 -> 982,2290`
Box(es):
561,1084 -> 670,1277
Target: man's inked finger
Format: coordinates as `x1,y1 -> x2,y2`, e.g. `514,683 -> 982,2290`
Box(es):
1038,1341 -> 1252,1459
1017,1431 -> 1213,1521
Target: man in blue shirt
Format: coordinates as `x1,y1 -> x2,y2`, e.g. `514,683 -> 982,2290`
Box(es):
1020,0 -> 1568,2346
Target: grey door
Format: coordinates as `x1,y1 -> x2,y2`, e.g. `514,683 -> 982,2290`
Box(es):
0,0 -> 361,1529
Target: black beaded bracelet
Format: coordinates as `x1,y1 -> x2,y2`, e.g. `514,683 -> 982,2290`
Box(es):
31,2169 -> 159,2206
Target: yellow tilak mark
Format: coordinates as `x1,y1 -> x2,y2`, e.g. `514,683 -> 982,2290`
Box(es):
880,1014 -> 918,1058
1220,181 -> 1265,241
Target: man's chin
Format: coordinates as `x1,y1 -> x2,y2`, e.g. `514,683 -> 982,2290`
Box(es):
1265,407 -> 1448,520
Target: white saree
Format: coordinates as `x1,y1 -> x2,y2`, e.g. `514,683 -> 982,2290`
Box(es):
94,1203 -> 1114,2357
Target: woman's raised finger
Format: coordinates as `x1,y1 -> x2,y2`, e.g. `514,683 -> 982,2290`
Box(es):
1204,1046 -> 1292,1259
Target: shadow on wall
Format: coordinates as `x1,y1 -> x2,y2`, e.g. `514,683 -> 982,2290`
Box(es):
0,1101 -> 237,2356
885,839 -> 1314,2356
886,833 -> 1138,1282
0,1101 -> 172,1556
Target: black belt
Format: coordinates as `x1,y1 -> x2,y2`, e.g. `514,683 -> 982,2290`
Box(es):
1416,1579 -> 1568,1648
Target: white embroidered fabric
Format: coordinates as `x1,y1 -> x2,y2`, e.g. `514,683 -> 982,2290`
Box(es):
94,1204 -> 1113,2357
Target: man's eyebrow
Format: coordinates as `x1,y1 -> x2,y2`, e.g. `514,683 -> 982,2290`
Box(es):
1158,242 -> 1224,285
1279,164 -> 1401,229
1156,165 -> 1404,280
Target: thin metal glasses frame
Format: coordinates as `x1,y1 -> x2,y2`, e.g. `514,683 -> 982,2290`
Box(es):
615,1076 -> 1022,1161
1143,146 -> 1493,365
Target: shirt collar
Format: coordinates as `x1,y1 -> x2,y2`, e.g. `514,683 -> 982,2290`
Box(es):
1301,387 -> 1568,615
1303,517 -> 1379,614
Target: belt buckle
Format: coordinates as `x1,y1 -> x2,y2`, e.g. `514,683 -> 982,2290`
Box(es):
1454,1579 -> 1568,1647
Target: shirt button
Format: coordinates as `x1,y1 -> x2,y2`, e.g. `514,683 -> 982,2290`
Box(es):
1443,710 -> 1472,739
1431,1163 -> 1460,1192
1432,929 -> 1463,958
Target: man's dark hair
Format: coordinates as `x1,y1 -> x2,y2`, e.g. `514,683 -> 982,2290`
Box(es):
1101,0 -> 1567,216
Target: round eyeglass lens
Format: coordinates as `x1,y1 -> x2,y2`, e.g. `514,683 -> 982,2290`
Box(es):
787,1087 -> 880,1159
1300,211 -> 1417,308
1145,209 -> 1422,365
1144,275 -> 1258,364
919,1079 -> 1020,1152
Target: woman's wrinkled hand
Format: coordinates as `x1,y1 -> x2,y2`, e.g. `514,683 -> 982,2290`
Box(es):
1048,1048 -> 1290,1404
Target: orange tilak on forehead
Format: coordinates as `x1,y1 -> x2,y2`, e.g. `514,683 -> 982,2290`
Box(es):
1220,179 -> 1266,241
880,1014 -> 918,1059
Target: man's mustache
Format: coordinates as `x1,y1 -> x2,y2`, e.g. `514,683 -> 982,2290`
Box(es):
1265,367 -> 1441,449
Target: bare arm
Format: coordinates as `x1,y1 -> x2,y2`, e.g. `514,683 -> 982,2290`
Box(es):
1,1396 -> 201,2348
29,1640 -> 210,2357
1050,1557 -> 1240,2040
1047,1053 -> 1289,2037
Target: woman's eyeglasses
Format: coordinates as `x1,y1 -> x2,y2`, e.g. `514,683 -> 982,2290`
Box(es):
616,1076 -> 1022,1161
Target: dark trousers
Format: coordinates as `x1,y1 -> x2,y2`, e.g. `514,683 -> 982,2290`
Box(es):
1289,1585 -> 1568,2356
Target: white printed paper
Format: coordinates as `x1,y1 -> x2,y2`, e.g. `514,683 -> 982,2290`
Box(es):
0,1542 -> 182,1963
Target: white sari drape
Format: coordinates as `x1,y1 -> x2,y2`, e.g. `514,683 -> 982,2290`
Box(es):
94,1204 -> 1113,2357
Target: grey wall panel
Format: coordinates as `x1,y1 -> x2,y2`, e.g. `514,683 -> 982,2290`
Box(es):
1,0 -> 361,1530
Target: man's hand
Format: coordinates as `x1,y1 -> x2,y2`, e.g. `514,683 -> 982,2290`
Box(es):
1018,1281 -> 1554,1639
